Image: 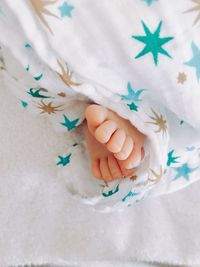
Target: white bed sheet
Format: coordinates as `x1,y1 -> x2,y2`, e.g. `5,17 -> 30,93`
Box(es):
1,75 -> 200,266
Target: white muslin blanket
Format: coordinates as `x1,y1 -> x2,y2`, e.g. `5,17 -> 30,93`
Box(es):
1,75 -> 200,266
1,1 -> 200,210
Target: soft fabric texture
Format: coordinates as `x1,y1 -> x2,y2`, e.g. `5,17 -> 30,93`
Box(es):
1,0 -> 200,210
32,263 -> 176,267
1,76 -> 200,266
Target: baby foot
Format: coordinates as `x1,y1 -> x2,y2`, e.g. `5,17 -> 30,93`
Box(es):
85,104 -> 145,173
83,121 -> 134,181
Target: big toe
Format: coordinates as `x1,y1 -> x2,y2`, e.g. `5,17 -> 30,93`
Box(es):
85,104 -> 108,133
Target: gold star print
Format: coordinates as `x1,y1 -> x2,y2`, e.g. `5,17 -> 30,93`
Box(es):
57,60 -> 81,87
128,167 -> 166,188
146,108 -> 167,136
148,166 -> 167,184
177,72 -> 187,84
36,100 -> 64,114
30,0 -> 59,34
185,0 -> 200,25
57,92 -> 66,97
129,174 -> 137,182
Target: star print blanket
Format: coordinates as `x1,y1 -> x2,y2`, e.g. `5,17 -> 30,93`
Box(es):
1,0 -> 200,211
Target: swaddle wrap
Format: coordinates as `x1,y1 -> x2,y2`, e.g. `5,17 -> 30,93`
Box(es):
1,0 -> 200,211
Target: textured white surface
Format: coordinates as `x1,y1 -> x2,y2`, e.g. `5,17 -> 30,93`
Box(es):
1,76 -> 200,267
32,263 -> 175,267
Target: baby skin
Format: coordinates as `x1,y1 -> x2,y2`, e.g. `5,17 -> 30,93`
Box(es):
84,104 -> 146,182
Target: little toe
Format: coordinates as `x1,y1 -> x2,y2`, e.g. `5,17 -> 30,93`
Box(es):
92,159 -> 102,179
85,104 -> 108,133
108,154 -> 123,179
100,157 -> 113,182
114,136 -> 134,160
95,120 -> 118,144
106,128 -> 126,153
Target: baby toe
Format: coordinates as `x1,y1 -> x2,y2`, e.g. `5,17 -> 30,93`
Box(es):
114,136 -> 134,160
108,154 -> 123,179
100,157 -> 113,182
106,128 -> 126,153
95,120 -> 118,144
92,159 -> 102,179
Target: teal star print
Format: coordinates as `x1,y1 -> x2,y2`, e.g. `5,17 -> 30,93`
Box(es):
167,150 -> 180,166
24,43 -> 32,48
102,184 -> 119,197
143,0 -> 158,6
185,42 -> 200,82
121,82 -> 145,102
58,2 -> 74,17
27,88 -> 52,98
172,163 -> 198,181
34,73 -> 43,81
60,114 -> 79,131
25,64 -> 43,80
132,21 -> 174,65
57,153 -> 72,166
122,191 -> 140,202
21,100 -> 28,108
127,102 -> 139,111
186,146 -> 195,151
